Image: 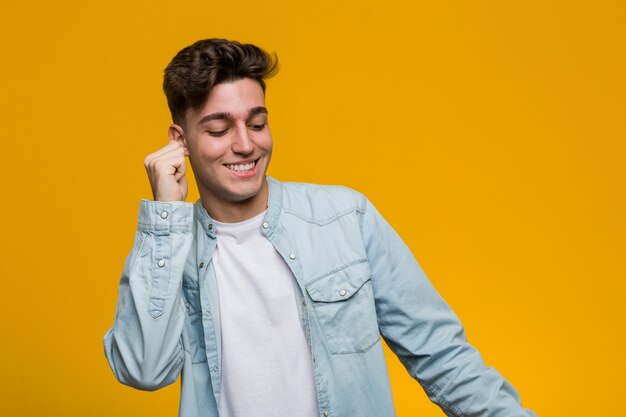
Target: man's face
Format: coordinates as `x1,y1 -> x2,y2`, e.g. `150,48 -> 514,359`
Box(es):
179,77 -> 273,210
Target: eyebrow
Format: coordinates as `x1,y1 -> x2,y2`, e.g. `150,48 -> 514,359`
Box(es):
198,106 -> 268,125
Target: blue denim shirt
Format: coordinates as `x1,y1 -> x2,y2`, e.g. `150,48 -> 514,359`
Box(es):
104,177 -> 536,417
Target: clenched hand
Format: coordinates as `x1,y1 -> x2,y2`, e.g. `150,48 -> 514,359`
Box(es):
143,140 -> 189,202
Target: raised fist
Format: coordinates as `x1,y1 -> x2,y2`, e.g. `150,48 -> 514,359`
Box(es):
143,140 -> 189,202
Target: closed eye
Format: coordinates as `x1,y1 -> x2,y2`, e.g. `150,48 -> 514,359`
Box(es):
249,123 -> 266,131
207,129 -> 228,137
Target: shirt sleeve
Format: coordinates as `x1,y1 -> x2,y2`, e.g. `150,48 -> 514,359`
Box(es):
103,199 -> 194,391
359,195 -> 537,417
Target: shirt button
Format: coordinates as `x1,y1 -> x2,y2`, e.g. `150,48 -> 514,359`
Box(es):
213,365 -> 218,372
323,410 -> 328,416
339,289 -> 347,297
208,223 -> 213,231
262,222 -> 269,229
160,211 -> 168,219
199,262 -> 205,269
289,253 -> 296,260
157,259 -> 165,268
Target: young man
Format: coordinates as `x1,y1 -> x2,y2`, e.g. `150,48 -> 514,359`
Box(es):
104,38 -> 536,417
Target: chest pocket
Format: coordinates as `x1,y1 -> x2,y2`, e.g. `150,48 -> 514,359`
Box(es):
181,285 -> 208,363
306,260 -> 380,354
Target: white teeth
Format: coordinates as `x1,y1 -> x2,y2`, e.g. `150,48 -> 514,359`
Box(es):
227,161 -> 255,172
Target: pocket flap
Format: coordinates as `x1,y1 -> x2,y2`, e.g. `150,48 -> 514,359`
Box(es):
306,261 -> 371,302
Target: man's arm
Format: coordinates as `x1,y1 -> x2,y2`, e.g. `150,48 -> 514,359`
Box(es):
103,199 -> 194,391
104,140 -> 193,390
359,196 -> 536,417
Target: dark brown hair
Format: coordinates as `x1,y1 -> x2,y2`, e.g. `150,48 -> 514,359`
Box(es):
163,38 -> 280,125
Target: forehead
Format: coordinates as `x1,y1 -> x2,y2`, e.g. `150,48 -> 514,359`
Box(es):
190,78 -> 266,122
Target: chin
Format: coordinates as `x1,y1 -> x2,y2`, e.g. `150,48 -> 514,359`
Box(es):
222,179 -> 265,202
233,185 -> 263,201
201,168 -> 267,205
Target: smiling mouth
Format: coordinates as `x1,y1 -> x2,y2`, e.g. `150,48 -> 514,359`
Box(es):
225,158 -> 259,173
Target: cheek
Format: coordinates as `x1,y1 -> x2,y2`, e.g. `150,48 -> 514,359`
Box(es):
194,141 -> 227,163
258,134 -> 273,153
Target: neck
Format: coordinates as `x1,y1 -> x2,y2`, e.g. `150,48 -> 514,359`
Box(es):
200,178 -> 269,223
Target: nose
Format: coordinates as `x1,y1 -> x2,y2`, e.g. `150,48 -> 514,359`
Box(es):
231,123 -> 254,155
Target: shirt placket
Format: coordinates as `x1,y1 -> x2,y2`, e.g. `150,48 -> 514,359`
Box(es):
196,218 -> 222,405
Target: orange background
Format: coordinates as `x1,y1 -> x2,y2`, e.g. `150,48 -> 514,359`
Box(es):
1,1 -> 624,416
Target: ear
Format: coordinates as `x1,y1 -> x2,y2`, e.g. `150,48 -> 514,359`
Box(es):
168,124 -> 190,156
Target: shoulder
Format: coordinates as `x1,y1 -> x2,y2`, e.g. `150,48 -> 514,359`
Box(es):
278,180 -> 367,224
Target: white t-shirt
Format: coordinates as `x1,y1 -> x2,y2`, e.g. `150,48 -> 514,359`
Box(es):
212,210 -> 319,417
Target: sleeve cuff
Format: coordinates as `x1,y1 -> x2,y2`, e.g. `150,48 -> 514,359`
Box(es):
137,199 -> 194,234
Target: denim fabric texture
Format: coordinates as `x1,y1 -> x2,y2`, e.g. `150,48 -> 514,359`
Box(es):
104,177 -> 536,417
